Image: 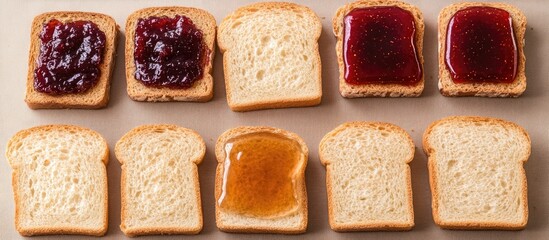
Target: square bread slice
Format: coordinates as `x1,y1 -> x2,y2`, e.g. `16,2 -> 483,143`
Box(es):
25,12 -> 118,109
5,125 -> 109,236
423,116 -> 530,230
218,2 -> 322,111
438,3 -> 527,97
319,122 -> 415,231
115,125 -> 206,236
125,7 -> 216,102
333,0 -> 425,97
214,126 -> 308,233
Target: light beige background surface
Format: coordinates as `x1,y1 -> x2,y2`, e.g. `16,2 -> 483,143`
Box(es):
0,0 -> 547,239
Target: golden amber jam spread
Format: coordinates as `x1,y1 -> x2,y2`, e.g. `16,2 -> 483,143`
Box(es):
218,132 -> 304,218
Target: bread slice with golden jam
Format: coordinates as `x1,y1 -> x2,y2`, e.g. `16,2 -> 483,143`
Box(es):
333,0 -> 425,97
25,12 -> 118,109
6,125 -> 109,236
125,7 -> 216,102
214,126 -> 308,233
218,2 -> 322,111
319,122 -> 415,231
115,125 -> 206,236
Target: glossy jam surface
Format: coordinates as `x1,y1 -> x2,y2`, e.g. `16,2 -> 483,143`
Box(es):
218,133 -> 304,218
445,7 -> 517,83
343,7 -> 421,85
34,19 -> 106,95
134,15 -> 206,89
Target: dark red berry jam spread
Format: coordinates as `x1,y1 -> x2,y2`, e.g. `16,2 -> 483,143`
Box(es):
343,6 -> 421,85
34,19 -> 106,95
445,7 -> 517,83
134,15 -> 207,89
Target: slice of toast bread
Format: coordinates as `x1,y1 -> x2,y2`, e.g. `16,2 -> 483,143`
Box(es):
25,12 -> 118,109
423,116 -> 530,229
333,0 -> 425,97
115,125 -> 205,236
438,3 -> 527,97
319,122 -> 415,231
218,2 -> 322,111
5,125 -> 109,236
214,126 -> 308,233
125,7 -> 216,102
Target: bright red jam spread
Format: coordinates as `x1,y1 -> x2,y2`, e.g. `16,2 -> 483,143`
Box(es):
34,19 -> 106,95
343,6 -> 421,85
445,7 -> 517,83
134,15 -> 207,89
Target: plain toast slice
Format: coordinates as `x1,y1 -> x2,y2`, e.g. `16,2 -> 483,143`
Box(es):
115,125 -> 206,236
333,0 -> 425,97
125,7 -> 216,102
215,126 -> 308,233
438,3 -> 527,97
218,2 -> 322,111
5,125 -> 109,236
319,122 -> 415,231
423,116 -> 530,229
26,12 -> 118,109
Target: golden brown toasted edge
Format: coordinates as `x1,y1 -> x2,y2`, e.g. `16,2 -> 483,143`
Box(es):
214,126 -> 308,233
115,124 -> 205,236
319,122 -> 414,231
121,226 -> 201,237
438,2 -> 527,97
333,0 -> 424,98
6,125 -> 109,236
422,116 -> 530,230
218,2 -> 322,112
228,97 -> 321,112
125,7 -> 216,102
25,12 -> 118,109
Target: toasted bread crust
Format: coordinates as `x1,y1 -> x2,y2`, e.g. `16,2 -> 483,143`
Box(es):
333,0 -> 425,98
25,12 -> 118,109
438,3 -> 527,97
319,122 -> 415,231
6,125 -> 109,236
125,7 -> 216,102
214,126 -> 308,233
218,2 -> 322,111
115,124 -> 205,236
423,116 -> 530,230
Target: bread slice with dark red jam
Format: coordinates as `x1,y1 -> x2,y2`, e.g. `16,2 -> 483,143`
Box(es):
26,11 -> 118,109
125,7 -> 216,102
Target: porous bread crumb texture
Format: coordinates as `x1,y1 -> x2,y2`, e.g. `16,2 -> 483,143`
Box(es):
125,7 -> 216,102
218,2 -> 322,111
115,125 -> 205,236
214,126 -> 308,233
424,116 -> 530,229
25,12 -> 118,109
333,0 -> 425,98
319,122 -> 414,231
438,2 -> 527,97
5,125 -> 108,236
